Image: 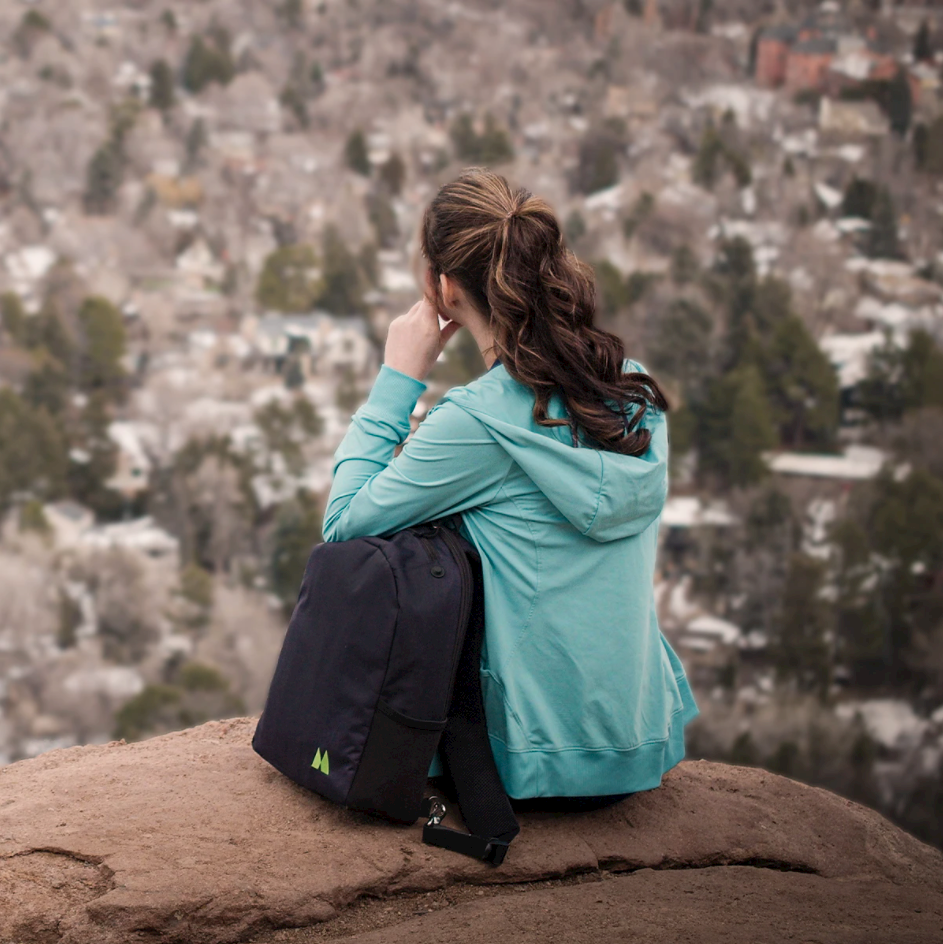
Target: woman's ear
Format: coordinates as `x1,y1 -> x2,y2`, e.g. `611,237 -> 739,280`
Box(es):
439,273 -> 460,313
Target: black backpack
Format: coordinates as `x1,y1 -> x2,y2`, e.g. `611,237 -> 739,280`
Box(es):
251,513 -> 520,865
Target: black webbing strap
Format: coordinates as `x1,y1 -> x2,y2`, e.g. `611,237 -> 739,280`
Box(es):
422,542 -> 520,865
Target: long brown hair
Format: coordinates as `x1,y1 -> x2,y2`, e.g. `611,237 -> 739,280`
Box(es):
420,167 -> 669,457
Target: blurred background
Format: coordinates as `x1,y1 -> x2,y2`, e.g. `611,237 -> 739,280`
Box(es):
0,0 -> 941,849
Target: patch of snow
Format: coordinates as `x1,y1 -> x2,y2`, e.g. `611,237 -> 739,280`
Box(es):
63,666 -> 144,700
835,699 -> 929,750
818,330 -> 888,388
686,614 -> 741,646
765,445 -> 887,481
814,181 -> 843,210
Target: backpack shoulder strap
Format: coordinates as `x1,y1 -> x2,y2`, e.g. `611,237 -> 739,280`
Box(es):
421,537 -> 520,865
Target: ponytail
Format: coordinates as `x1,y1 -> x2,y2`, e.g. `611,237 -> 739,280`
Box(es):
421,167 -> 668,456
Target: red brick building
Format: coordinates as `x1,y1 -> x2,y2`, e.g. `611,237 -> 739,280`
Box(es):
786,37 -> 837,92
756,25 -> 797,87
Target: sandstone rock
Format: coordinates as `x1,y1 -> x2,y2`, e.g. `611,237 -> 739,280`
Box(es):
0,717 -> 940,944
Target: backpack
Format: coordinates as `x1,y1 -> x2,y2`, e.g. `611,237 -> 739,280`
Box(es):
251,513 -> 520,865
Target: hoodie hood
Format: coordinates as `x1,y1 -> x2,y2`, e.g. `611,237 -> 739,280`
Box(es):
449,378 -> 669,543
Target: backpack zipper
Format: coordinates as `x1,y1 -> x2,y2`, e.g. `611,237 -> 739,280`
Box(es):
416,524 -> 446,577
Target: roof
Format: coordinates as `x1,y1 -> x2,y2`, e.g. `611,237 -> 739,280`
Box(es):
760,24 -> 798,43
764,445 -> 887,480
793,37 -> 837,56
686,614 -> 741,646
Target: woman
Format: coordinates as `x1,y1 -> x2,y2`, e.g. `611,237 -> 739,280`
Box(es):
323,167 -> 698,811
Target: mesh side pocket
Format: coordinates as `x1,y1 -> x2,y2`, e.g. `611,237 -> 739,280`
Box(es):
345,700 -> 446,825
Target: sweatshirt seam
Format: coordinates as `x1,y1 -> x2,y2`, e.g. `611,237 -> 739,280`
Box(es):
582,451 -> 605,536
487,703 -> 687,754
489,454 -> 515,504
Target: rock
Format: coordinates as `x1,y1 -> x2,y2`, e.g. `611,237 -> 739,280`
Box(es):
1,717 -> 941,944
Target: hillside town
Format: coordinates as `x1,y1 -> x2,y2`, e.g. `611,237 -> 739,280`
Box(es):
0,0 -> 942,849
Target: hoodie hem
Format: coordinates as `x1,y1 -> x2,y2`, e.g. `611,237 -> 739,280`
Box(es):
487,702 -> 696,799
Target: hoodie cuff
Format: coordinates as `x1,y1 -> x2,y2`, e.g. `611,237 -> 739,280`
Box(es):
358,364 -> 428,435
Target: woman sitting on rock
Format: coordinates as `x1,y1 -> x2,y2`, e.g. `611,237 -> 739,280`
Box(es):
323,167 -> 699,811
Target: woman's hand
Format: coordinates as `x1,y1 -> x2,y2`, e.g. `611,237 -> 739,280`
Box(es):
384,297 -> 462,382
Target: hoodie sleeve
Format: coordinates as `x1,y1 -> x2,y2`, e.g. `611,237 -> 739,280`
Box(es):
322,365 -> 513,543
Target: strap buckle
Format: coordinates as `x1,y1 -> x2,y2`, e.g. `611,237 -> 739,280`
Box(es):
420,796 -> 512,866
422,795 -> 447,827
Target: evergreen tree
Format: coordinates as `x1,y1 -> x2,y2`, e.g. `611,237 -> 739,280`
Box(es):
857,331 -> 908,423
366,190 -> 399,248
449,113 -> 478,162
23,353 -> 69,418
866,467 -> 943,677
318,226 -> 366,315
83,140 -> 124,215
256,244 -> 321,313
279,83 -> 308,129
763,314 -> 840,449
476,113 -> 514,165
592,260 -> 630,320
694,364 -> 777,488
184,118 -> 208,173
841,177 -> 878,219
449,112 -> 515,167
270,493 -> 322,614
66,391 -> 121,519
622,191 -> 655,240
670,244 -> 699,286
772,555 -> 833,699
0,389 -> 68,510
574,128 -> 620,195
149,59 -> 176,112
920,116 -> 943,177
647,297 -> 713,400
77,296 -> 127,400
0,292 -> 26,345
344,129 -> 371,176
181,34 -> 234,93
564,210 -> 587,247
378,151 -> 406,196
914,19 -> 932,63
866,187 -> 904,260
278,0 -> 304,28
25,302 -> 74,367
886,67 -> 913,138
913,122 -> 929,171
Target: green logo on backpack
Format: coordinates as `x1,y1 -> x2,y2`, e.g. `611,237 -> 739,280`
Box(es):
311,748 -> 330,775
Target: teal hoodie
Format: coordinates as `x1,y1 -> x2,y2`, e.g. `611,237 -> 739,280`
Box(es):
323,357 -> 699,798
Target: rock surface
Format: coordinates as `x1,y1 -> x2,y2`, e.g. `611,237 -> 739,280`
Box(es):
0,717 -> 940,943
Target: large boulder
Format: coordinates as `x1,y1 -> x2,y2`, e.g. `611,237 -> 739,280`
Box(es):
1,717 -> 941,943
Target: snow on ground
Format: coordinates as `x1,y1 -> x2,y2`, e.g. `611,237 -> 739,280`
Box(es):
835,699 -> 930,750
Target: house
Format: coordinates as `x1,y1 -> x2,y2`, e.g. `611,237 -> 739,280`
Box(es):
5,245 -> 55,300
245,313 -> 376,380
80,517 -> 179,563
818,97 -> 889,137
786,37 -> 837,91
209,73 -> 281,136
818,329 -> 891,397
175,239 -> 224,292
674,614 -> 742,687
756,25 -> 797,87
43,501 -> 95,548
106,421 -> 156,497
659,496 -> 736,576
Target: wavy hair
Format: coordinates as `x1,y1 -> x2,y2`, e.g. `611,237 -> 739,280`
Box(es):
420,167 -> 669,457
